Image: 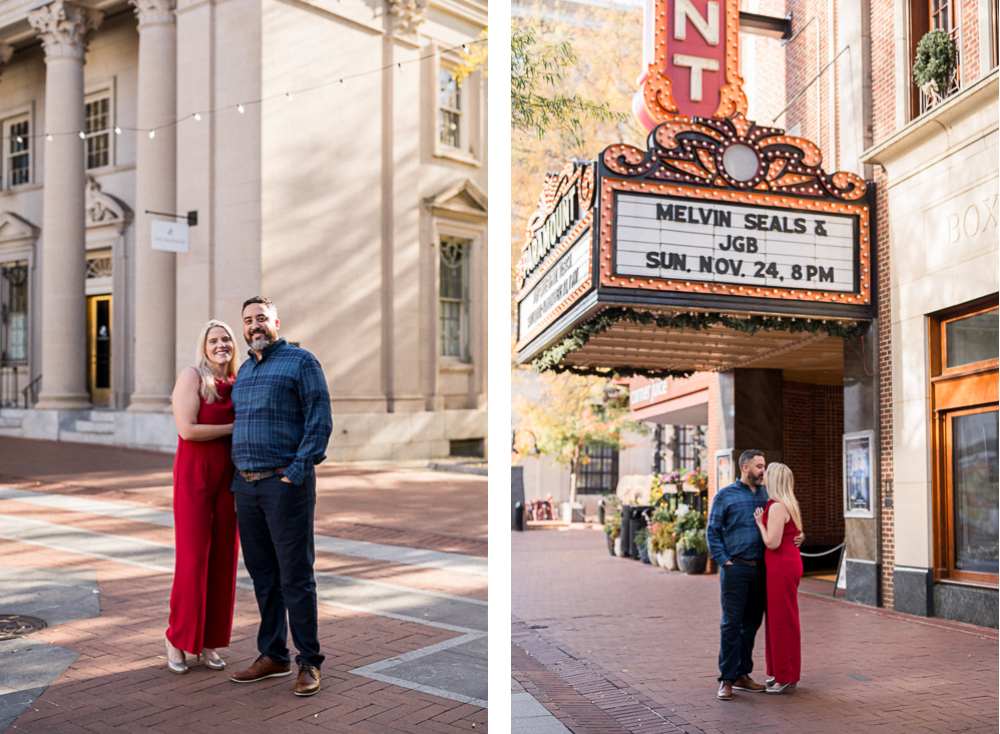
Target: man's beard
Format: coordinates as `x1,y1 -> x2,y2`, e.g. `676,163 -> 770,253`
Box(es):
751,472 -> 764,487
246,328 -> 276,350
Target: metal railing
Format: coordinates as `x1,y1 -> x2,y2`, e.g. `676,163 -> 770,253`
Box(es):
21,374 -> 41,409
918,46 -> 961,115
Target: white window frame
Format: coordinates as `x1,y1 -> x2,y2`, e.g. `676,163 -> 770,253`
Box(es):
2,111 -> 32,191
84,87 -> 114,172
438,236 -> 472,363
431,44 -> 483,166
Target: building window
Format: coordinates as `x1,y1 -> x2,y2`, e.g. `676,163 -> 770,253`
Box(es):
439,68 -> 461,149
5,117 -> 29,188
439,238 -> 470,362
910,0 -> 962,117
930,298 -> 999,587
578,444 -> 620,494
1,261 -> 28,366
672,425 -> 706,471
84,95 -> 110,170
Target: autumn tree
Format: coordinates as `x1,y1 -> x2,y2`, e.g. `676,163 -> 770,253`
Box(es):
513,371 -> 645,504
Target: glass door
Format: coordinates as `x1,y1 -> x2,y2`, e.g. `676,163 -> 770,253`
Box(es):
86,295 -> 111,406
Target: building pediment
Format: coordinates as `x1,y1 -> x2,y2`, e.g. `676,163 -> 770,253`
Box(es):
426,179 -> 487,222
0,211 -> 39,244
85,176 -> 132,232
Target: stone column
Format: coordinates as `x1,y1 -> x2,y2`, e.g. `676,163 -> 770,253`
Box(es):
28,0 -> 102,411
127,0 -> 177,413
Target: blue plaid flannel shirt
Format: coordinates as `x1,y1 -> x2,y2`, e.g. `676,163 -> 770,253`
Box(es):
232,338 -> 333,486
706,480 -> 770,566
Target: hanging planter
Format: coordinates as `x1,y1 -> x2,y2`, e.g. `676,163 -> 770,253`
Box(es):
913,29 -> 957,104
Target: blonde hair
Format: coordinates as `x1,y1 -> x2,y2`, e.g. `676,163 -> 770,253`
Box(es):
195,320 -> 239,403
765,463 -> 803,531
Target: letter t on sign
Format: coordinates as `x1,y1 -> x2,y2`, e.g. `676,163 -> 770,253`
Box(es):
673,54 -> 720,101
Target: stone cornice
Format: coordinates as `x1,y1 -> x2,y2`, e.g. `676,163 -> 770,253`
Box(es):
85,176 -> 132,233
129,0 -> 176,30
27,0 -> 102,61
861,70 -> 999,183
388,0 -> 429,34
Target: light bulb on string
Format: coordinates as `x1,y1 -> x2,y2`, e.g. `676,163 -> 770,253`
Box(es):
237,103 -> 244,113
285,92 -> 293,101
78,131 -> 85,140
114,126 -> 121,135
397,62 -> 402,72
193,113 -> 202,121
149,129 -> 155,139
339,79 -> 346,87
46,134 -> 52,141
462,44 -> 469,52
15,136 -> 22,144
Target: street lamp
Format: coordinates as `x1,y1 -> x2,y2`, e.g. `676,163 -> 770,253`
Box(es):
511,428 -> 540,459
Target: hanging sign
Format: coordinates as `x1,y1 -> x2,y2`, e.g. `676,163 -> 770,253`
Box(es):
515,162 -> 596,349
151,219 -> 189,253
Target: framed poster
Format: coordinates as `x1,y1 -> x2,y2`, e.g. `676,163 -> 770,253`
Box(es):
715,449 -> 733,492
843,430 -> 875,518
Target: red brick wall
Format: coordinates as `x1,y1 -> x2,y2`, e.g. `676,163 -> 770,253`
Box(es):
875,165 -> 895,608
782,381 -> 845,547
962,0 -> 981,84
871,0 -> 897,142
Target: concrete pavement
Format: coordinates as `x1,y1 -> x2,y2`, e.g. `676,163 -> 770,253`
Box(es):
0,436 -> 488,733
512,526 -> 998,734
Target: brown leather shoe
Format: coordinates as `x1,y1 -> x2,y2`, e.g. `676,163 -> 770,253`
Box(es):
294,663 -> 321,696
230,654 -> 292,683
717,680 -> 733,700
733,675 -> 766,692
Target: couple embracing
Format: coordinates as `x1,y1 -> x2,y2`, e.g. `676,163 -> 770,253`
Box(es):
708,450 -> 805,700
163,296 -> 333,697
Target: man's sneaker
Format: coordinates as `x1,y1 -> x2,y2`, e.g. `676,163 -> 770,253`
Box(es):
294,663 -> 321,696
230,654 -> 292,683
733,675 -> 766,692
717,680 -> 733,700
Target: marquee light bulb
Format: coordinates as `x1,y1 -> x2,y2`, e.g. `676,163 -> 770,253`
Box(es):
237,103 -> 245,113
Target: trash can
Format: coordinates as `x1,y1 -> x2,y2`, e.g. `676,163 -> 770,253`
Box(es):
619,504 -> 632,557
513,501 -> 525,532
628,505 -> 654,559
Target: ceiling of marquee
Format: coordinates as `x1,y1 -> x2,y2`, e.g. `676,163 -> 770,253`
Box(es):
557,320 -> 846,382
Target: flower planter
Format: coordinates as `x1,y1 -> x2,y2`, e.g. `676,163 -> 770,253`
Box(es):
661,548 -> 677,571
647,538 -> 658,566
614,537 -> 622,557
676,543 -> 707,574
638,545 -> 651,564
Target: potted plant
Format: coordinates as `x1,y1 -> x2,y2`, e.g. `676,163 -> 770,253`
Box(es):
647,506 -> 677,570
603,508 -> 621,557
913,29 -> 957,105
674,506 -> 708,574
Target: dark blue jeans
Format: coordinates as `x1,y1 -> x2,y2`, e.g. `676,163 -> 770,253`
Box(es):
234,471 -> 324,669
718,562 -> 766,683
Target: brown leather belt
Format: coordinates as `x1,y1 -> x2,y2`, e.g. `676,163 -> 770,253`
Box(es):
731,556 -> 763,567
238,466 -> 288,482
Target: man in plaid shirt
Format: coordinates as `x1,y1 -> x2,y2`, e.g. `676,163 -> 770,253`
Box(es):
229,296 -> 332,697
707,449 -> 802,701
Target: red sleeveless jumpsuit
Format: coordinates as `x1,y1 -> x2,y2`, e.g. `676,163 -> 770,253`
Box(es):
166,379 -> 240,654
763,499 -> 803,685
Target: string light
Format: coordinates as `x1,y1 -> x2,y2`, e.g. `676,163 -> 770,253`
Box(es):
15,136 -> 22,144
13,37 -> 484,143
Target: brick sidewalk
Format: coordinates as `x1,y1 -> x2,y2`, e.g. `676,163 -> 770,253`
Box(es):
0,437 -> 488,733
512,527 -> 998,734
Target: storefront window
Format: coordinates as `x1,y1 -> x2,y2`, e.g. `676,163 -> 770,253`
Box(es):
950,410 -> 999,574
930,297 -> 999,586
578,444 -> 619,494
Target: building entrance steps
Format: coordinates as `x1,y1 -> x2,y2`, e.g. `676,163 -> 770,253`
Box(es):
513,529 -> 998,734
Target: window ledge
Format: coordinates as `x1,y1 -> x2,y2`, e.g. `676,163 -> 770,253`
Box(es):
440,360 -> 474,373
434,146 -> 482,168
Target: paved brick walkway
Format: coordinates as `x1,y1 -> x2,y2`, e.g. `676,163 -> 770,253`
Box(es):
0,436 -> 488,733
512,526 -> 998,734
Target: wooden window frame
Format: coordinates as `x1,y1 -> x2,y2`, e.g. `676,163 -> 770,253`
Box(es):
929,295 -> 999,588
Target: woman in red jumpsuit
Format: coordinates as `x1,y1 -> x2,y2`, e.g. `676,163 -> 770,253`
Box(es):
753,462 -> 803,694
164,320 -> 240,674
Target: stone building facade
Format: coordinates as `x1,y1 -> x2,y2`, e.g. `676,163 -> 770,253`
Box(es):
0,0 -> 488,461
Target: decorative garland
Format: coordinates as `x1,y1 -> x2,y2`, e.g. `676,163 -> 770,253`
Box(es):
531,306 -> 869,377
